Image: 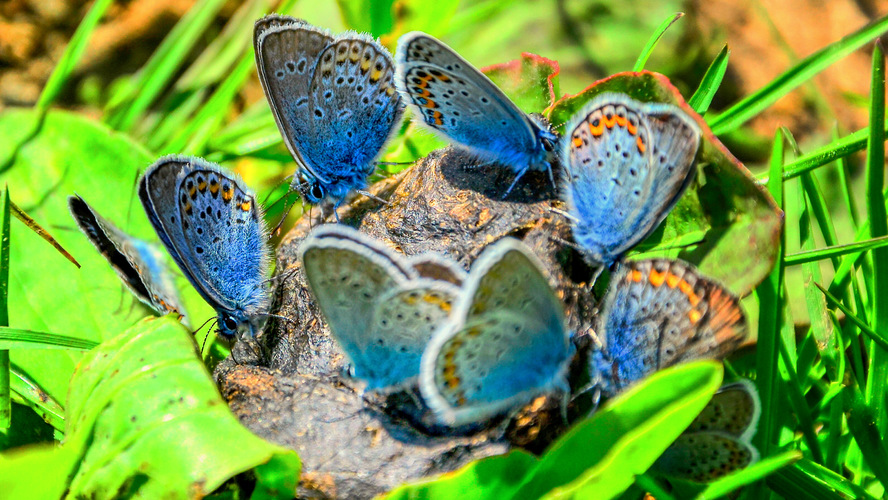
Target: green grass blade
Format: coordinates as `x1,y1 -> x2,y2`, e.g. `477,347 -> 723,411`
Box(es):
779,119 -> 888,180
36,0 -> 114,113
845,385 -> 888,486
778,337 -> 824,463
632,12 -> 684,72
709,15 -> 888,135
784,235 -> 888,266
701,451 -> 800,499
105,0 -> 228,132
688,44 -> 730,114
751,130 -> 786,497
0,328 -> 99,351
0,187 -> 9,429
815,282 -> 888,352
10,369 -> 64,432
769,459 -> 878,500
864,40 -> 888,433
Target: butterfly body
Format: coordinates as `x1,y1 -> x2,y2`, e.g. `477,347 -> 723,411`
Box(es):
395,32 -> 557,193
300,225 -> 461,390
561,93 -> 701,266
139,155 -> 270,339
254,15 -> 402,205
420,238 -> 572,426
68,194 -> 185,319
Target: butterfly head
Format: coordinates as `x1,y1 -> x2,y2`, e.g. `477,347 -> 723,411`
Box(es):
217,310 -> 266,340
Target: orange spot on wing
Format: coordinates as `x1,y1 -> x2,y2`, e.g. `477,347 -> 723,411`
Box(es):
240,200 -> 252,212
636,136 -> 646,153
629,269 -> 643,282
666,273 -> 680,288
572,136 -> 583,148
688,309 -> 702,324
649,269 -> 666,287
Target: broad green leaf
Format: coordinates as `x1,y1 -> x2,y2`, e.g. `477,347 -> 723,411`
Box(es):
337,0 -> 395,35
0,317 -> 300,498
386,361 -> 722,500
483,53 -> 561,113
545,71 -> 782,295
0,109 -> 212,404
528,361 -> 723,499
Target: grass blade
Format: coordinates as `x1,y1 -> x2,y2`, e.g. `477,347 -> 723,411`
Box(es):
0,328 -> 99,351
865,40 -> 888,432
750,129 -> 786,498
784,234 -> 888,266
709,14 -> 888,135
815,282 -> 888,352
105,0 -> 228,132
632,12 -> 684,72
845,385 -> 888,486
688,44 -> 730,114
10,369 -> 64,432
0,187 -> 9,429
779,119 -> 888,180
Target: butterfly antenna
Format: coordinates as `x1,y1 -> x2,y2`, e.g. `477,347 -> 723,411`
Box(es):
356,189 -> 390,206
262,174 -> 295,206
545,232 -> 581,252
191,316 -> 218,337
199,324 -> 217,359
375,160 -> 414,166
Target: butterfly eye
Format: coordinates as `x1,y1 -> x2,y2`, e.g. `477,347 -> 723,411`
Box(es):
222,317 -> 238,333
310,184 -> 325,201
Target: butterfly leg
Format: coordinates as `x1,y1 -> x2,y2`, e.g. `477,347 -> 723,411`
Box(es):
502,167 -> 530,197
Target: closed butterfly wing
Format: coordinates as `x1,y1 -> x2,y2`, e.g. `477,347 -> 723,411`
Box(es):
68,194 -> 185,319
420,238 -> 571,426
396,32 -> 552,181
688,380 -> 760,441
655,430 -> 759,482
254,16 -> 333,185
300,225 -> 457,389
562,93 -> 701,266
592,259 -> 747,396
139,155 -> 270,338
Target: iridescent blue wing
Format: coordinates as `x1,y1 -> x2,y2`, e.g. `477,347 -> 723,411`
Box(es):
139,155 -> 270,338
254,15 -> 333,185
68,194 -> 185,319
300,225 -> 458,389
420,238 -> 571,426
592,259 -> 747,397
561,93 -> 700,266
396,32 -> 550,177
301,35 -> 402,201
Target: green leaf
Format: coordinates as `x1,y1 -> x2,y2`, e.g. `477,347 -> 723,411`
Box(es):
9,199 -> 79,268
385,361 -> 723,500
528,361 -> 723,499
815,282 -> 888,353
845,385 -> 888,486
688,44 -> 730,115
388,0 -> 460,38
0,187 -> 9,429
784,234 -> 888,266
546,71 -> 782,295
0,108 -> 212,404
9,369 -> 65,432
708,14 -> 888,134
483,53 -> 561,113
337,0 -> 395,35
632,12 -> 684,72
0,317 -> 301,498
697,450 -> 800,499
779,119 -> 888,180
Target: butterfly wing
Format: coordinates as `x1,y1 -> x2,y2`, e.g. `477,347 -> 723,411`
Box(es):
300,35 -> 402,199
68,194 -> 185,318
408,253 -> 467,287
139,156 -> 270,336
300,225 -> 455,389
688,380 -> 760,441
562,93 -> 700,265
254,15 -> 334,183
593,259 -> 748,395
420,238 -> 570,426
396,32 -> 546,173
655,430 -> 759,482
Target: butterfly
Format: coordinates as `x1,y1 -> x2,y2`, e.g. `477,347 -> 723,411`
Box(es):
299,224 -> 464,390
395,31 -> 558,195
591,258 -> 748,398
655,380 -> 761,482
560,93 -> 701,267
420,238 -> 572,426
254,15 -> 403,206
139,155 -> 271,340
68,194 -> 185,321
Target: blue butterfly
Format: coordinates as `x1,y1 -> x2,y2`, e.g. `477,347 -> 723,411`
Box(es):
420,238 -> 572,426
560,93 -> 701,267
68,194 -> 185,321
395,32 -> 558,195
139,155 -> 270,340
591,258 -> 748,398
300,224 -> 464,390
254,15 -> 403,206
